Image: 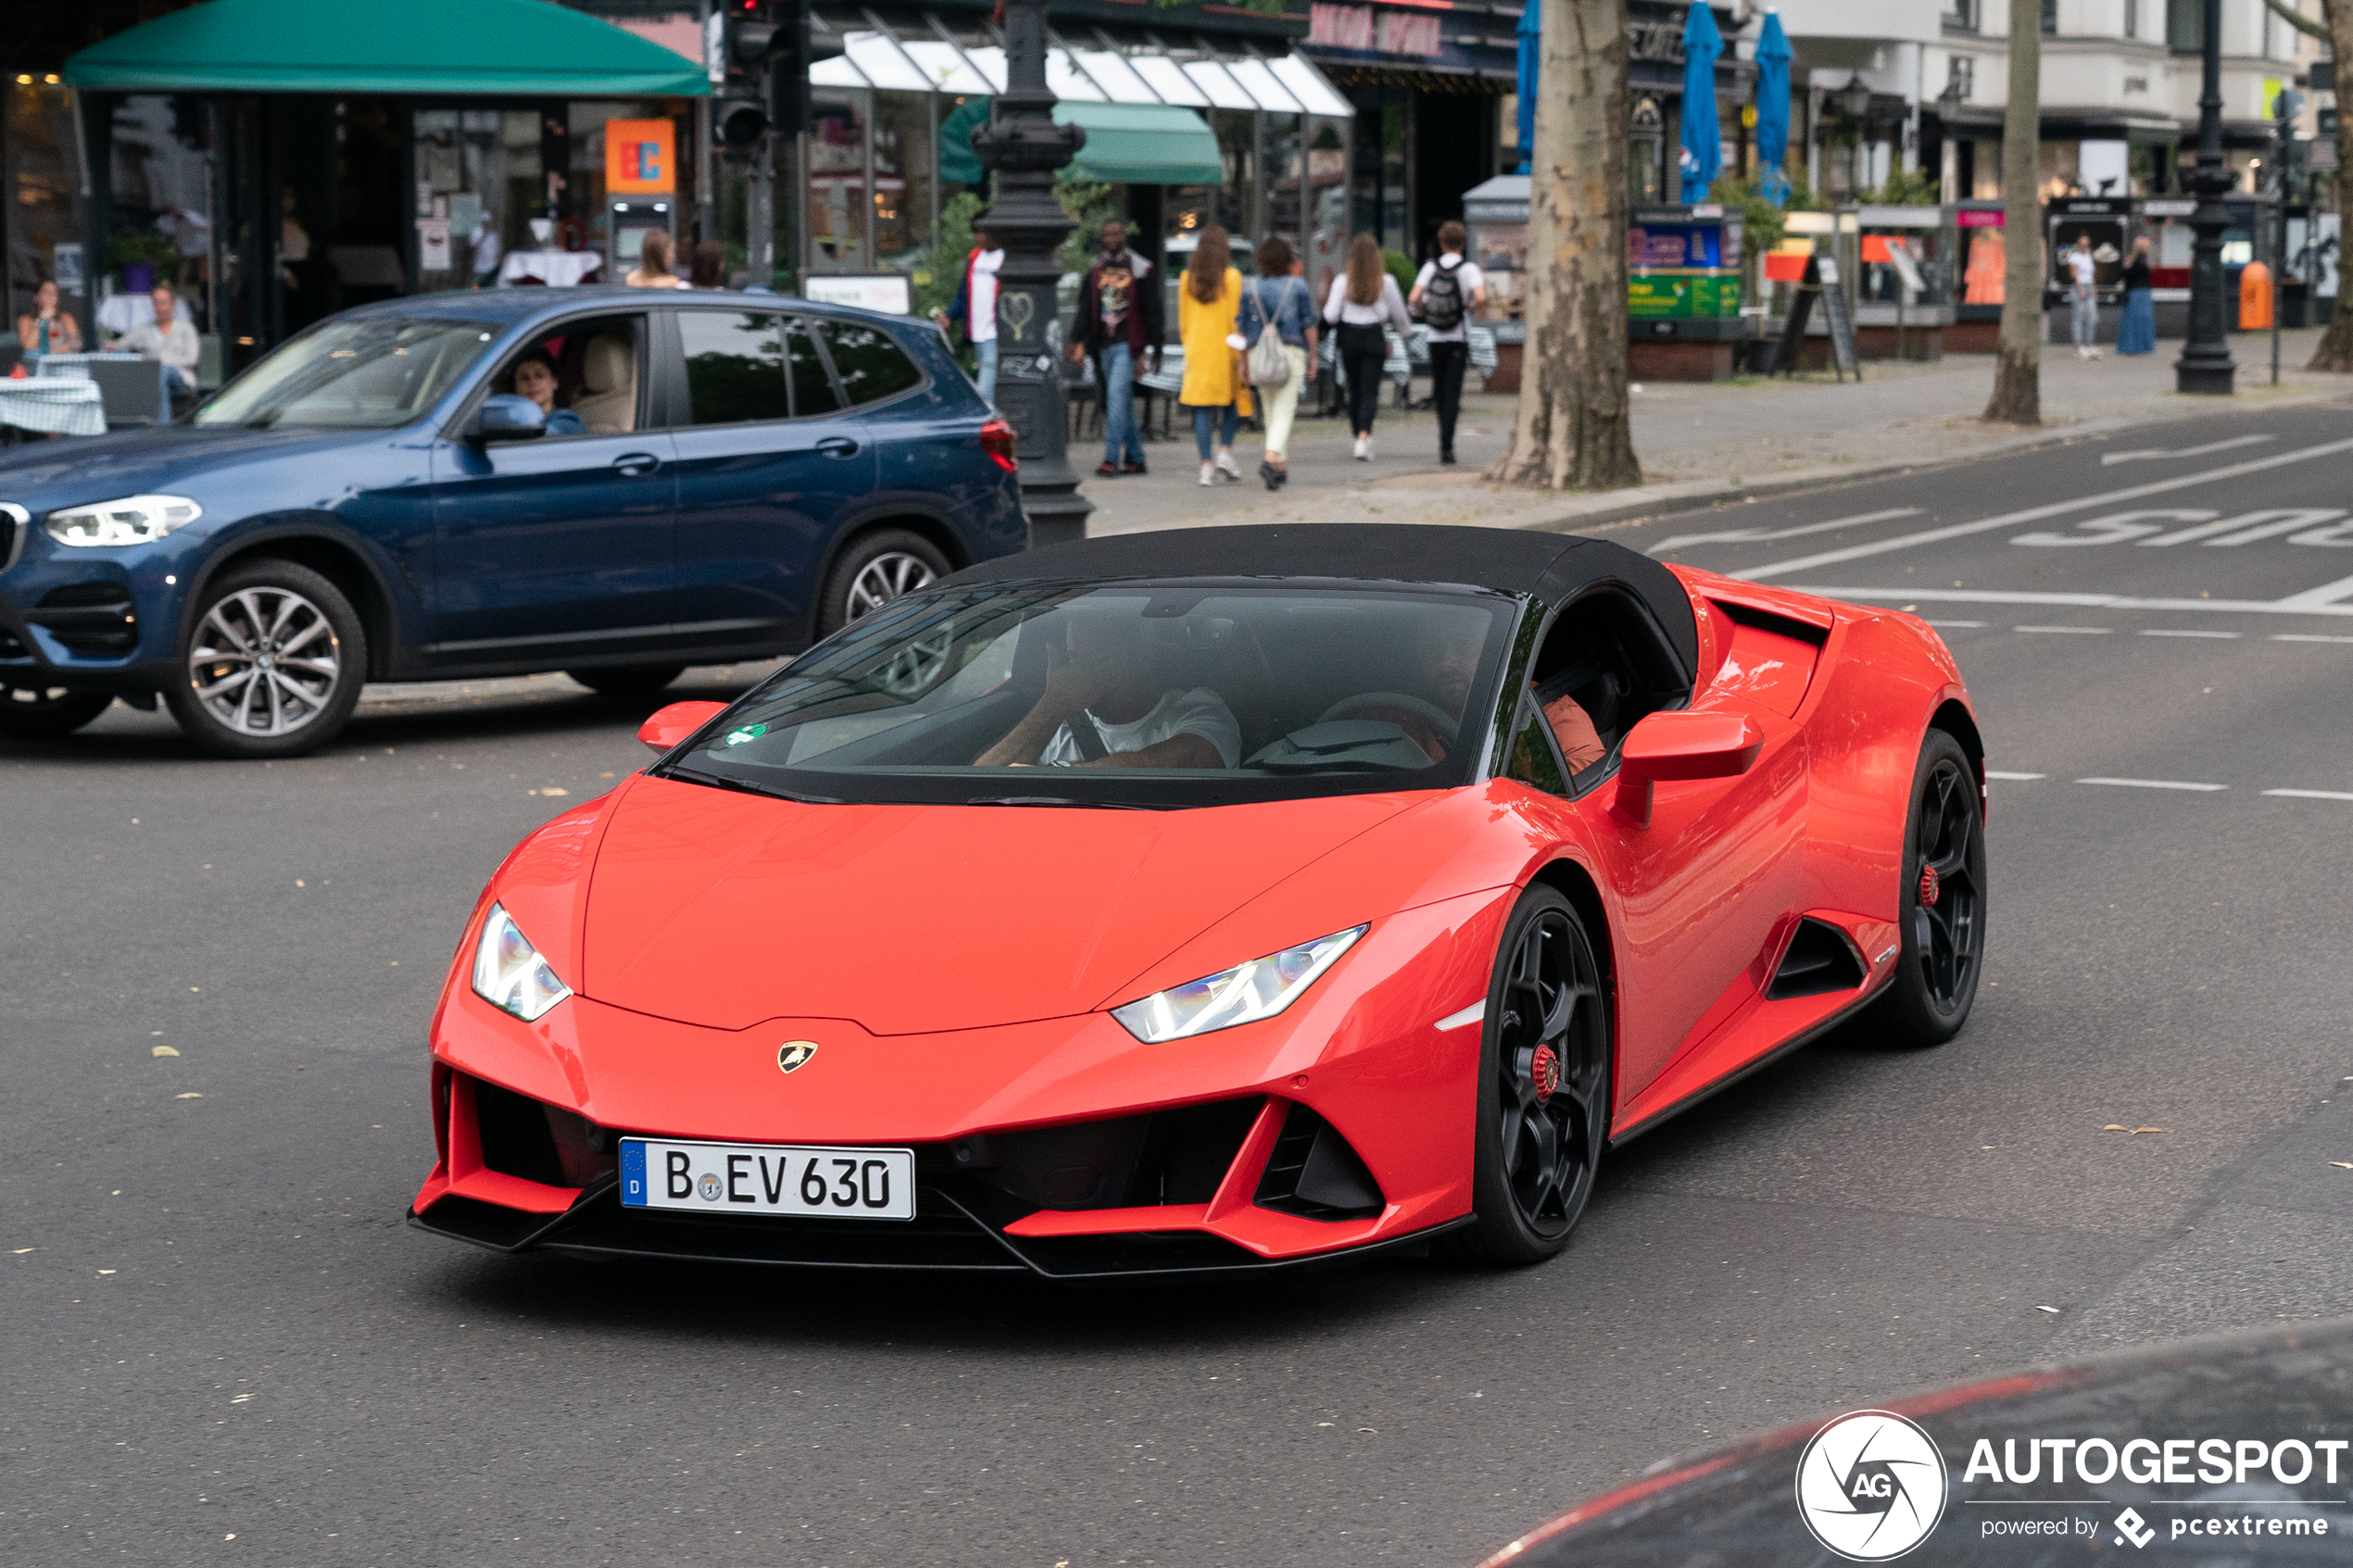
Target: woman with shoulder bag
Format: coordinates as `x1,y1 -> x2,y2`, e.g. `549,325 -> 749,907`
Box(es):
1323,232 -> 1413,460
1176,226 -> 1254,486
1235,234 -> 1317,489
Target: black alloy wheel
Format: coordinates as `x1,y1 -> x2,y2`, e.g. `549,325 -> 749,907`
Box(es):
1449,885 -> 1613,1264
1873,730 -> 1987,1046
162,559 -> 367,759
567,665 -> 686,699
815,529 -> 950,639
0,680 -> 113,738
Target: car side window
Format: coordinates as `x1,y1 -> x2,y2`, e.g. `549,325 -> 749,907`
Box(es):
677,310 -> 790,426
816,320 -> 923,407
1503,696 -> 1572,797
786,319 -> 841,418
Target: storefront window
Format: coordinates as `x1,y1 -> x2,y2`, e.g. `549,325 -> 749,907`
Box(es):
809,93 -> 872,271
872,91 -> 933,271
413,108 -> 542,294
5,82 -> 87,335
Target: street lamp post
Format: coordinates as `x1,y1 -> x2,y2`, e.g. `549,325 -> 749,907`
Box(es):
2173,0 -> 2235,395
971,0 -> 1093,546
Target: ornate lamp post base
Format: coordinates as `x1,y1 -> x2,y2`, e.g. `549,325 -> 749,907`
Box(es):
2173,0 -> 2235,396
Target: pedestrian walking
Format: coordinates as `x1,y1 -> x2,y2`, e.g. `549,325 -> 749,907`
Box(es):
1066,219 -> 1164,477
1408,220 -> 1488,466
2067,234 -> 2101,359
688,239 -> 729,290
1176,227 -> 1254,486
935,222 -> 1005,408
1323,233 -> 1413,460
2116,234 -> 2156,356
1235,235 -> 1317,490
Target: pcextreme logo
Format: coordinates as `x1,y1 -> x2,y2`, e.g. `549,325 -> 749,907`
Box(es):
1795,1411 -> 1949,1561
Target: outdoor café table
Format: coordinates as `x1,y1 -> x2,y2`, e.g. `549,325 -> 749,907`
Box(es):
0,375 -> 107,437
497,250 -> 604,287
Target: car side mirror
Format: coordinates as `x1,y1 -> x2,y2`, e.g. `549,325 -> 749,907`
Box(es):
473,393 -> 547,443
1610,711 -> 1763,829
638,700 -> 727,755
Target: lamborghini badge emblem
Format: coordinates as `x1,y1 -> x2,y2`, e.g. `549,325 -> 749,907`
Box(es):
776,1040 -> 819,1074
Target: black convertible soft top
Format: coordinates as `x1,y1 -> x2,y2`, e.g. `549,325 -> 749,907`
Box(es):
945,523 -> 1698,673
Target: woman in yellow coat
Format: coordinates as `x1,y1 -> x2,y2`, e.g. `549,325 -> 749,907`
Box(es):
1177,226 -> 1253,486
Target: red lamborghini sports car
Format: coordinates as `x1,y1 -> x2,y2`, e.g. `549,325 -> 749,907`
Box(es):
409,524 -> 1986,1281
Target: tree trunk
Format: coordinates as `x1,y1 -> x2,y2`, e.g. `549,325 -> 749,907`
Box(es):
1491,0 -> 1642,491
1984,0 -> 2043,423
2311,0 -> 2353,371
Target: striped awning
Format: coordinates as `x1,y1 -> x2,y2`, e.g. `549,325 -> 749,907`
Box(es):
811,28 -> 1353,119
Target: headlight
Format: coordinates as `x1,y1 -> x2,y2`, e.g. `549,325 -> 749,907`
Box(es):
44,494 -> 202,547
1111,924 -> 1368,1043
471,903 -> 573,1022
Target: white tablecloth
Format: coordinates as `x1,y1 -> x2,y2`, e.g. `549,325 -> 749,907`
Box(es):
498,250 -> 604,288
0,378 -> 107,437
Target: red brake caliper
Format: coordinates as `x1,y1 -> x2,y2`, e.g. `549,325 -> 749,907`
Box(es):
1919,864 -> 1941,907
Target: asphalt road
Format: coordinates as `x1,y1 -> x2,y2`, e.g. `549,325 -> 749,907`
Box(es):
8,394 -> 2353,1567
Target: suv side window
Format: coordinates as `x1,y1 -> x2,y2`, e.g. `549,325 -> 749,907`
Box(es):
816,319 -> 923,407
676,310 -> 790,425
786,319 -> 842,417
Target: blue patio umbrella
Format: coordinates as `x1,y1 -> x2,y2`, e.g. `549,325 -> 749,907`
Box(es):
1678,0 -> 1722,204
1754,10 -> 1793,206
1515,0 -> 1540,174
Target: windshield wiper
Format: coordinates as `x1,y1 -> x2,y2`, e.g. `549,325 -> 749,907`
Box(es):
662,765 -> 843,805
964,795 -> 1151,809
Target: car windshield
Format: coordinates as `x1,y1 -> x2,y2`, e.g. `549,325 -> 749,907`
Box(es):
193,318 -> 498,429
658,579 -> 1521,809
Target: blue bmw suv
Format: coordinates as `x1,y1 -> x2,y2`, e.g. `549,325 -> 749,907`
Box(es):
0,288 -> 1025,757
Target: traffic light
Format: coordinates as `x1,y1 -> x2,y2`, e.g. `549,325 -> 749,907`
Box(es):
769,8 -> 844,141
714,0 -> 777,151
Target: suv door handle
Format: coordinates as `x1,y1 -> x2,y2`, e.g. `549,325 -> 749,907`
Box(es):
814,436 -> 861,458
610,451 -> 662,477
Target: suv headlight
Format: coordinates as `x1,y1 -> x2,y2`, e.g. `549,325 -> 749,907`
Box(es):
1111,924 -> 1367,1043
471,903 -> 573,1022
44,494 -> 202,547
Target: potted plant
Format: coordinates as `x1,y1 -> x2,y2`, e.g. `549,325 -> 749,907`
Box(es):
108,232 -> 181,295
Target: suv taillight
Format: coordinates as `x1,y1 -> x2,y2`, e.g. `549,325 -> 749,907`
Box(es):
979,417 -> 1019,473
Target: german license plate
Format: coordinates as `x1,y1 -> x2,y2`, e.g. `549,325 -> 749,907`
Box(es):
620,1138 -> 914,1221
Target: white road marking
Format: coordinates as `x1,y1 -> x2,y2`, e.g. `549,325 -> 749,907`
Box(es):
2202,508 -> 2349,547
1434,1002 -> 1486,1031
2101,433 -> 2275,465
2265,789 -> 2353,801
1740,435 -> 2353,581
2077,777 -> 2229,792
1647,507 -> 1922,557
1985,771 -> 2046,780
2017,624 -> 2112,633
2274,633 -> 2353,644
1920,618 -> 1985,627
1788,586 -> 2353,617
2140,628 -> 2241,638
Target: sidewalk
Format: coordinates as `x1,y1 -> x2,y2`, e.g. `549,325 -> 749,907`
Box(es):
1076,330 -> 2351,539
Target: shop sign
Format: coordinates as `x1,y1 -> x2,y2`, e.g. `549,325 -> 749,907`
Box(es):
1628,19 -> 1686,63
805,274 -> 912,315
418,220 -> 452,272
607,119 -> 676,195
1628,270 -> 1743,320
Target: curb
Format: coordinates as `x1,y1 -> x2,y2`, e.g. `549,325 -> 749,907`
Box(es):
1504,384 -> 2353,536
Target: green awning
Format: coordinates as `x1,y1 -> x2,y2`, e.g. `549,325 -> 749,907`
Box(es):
939,100 -> 1223,186
64,0 -> 710,97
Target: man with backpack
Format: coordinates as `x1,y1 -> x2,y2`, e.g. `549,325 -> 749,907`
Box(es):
1408,220 -> 1489,466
